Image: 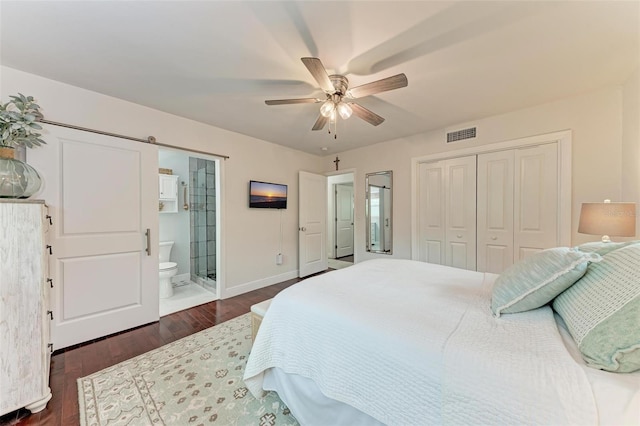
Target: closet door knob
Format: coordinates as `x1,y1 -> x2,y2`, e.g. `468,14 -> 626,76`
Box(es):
456,234 -> 462,238
491,236 -> 498,240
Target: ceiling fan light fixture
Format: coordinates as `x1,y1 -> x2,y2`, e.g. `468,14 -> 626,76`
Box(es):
265,57 -> 408,136
329,108 -> 337,122
337,102 -> 352,120
320,99 -> 335,117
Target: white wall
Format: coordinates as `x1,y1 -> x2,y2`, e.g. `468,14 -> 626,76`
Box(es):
5,65 -> 636,289
325,86 -> 632,260
622,68 -> 640,238
1,66 -> 324,298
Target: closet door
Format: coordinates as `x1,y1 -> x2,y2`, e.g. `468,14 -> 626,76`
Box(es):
418,161 -> 446,264
477,150 -> 515,273
418,156 -> 476,270
444,156 -> 477,270
514,144 -> 558,260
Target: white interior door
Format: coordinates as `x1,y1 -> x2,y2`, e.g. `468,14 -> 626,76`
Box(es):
477,150 -> 515,273
514,143 -> 559,260
418,156 -> 476,269
335,183 -> 354,258
299,171 -> 327,277
418,161 -> 446,264
28,125 -> 158,349
444,156 -> 477,270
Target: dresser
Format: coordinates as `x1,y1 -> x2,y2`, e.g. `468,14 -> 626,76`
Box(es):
0,200 -> 52,415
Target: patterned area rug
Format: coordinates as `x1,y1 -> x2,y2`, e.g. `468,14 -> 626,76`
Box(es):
78,314 -> 299,425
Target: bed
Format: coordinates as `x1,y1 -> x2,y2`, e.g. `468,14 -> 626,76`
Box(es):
243,258 -> 640,425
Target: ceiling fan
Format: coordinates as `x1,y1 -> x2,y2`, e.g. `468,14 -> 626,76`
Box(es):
265,57 -> 408,138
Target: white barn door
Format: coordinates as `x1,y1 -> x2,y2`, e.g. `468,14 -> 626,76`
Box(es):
28,125 -> 158,349
299,171 -> 327,277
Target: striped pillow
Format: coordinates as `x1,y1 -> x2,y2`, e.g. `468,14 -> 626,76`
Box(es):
553,243 -> 640,372
576,240 -> 639,256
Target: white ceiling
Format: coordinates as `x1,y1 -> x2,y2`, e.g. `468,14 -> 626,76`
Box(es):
1,1 -> 638,156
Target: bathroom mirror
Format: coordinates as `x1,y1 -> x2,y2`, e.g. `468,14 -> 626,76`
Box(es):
365,170 -> 393,254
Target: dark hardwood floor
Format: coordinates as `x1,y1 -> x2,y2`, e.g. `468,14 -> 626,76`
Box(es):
0,277 -> 302,426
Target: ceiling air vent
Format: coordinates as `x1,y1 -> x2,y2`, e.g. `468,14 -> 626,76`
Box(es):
446,127 -> 477,143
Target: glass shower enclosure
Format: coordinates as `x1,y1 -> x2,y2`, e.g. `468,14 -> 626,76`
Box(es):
189,157 -> 216,293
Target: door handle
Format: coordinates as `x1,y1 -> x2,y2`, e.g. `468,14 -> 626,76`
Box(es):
491,236 -> 498,240
299,227 -> 307,232
145,228 -> 151,256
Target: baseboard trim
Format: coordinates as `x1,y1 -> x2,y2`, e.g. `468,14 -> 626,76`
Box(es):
221,270 -> 299,299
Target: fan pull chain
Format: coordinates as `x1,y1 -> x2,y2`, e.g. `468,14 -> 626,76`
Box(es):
327,116 -> 338,139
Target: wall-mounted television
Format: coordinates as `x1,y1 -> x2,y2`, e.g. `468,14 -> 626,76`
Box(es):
249,180 -> 288,209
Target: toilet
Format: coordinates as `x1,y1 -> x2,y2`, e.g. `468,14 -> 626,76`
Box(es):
159,241 -> 177,298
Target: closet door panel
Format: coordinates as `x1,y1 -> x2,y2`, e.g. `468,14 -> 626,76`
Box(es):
514,144 -> 558,260
445,156 -> 477,270
418,162 -> 445,264
477,151 -> 514,273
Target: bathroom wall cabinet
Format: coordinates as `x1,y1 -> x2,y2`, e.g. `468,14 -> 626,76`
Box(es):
159,174 -> 179,213
0,200 -> 52,415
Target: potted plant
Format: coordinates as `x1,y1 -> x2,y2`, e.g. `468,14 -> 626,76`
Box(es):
0,93 -> 46,198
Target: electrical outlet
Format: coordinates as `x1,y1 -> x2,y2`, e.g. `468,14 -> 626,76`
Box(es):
276,253 -> 283,265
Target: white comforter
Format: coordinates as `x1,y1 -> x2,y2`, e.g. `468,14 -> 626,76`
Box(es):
243,259 -> 597,425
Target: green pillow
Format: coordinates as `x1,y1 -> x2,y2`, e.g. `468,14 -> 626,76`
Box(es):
553,243 -> 640,373
576,240 -> 639,256
491,247 -> 602,317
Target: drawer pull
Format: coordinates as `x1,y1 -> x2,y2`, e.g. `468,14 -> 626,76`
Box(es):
46,215 -> 53,225
47,310 -> 53,320
47,278 -> 53,288
46,245 -> 53,255
48,343 -> 53,353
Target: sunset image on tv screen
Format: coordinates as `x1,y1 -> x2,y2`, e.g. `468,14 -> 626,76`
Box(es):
250,181 -> 287,209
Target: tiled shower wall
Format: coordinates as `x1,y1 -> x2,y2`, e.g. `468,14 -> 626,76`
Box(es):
189,157 -> 216,285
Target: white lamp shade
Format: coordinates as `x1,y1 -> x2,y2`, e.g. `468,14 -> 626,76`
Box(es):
578,202 -> 636,238
320,100 -> 335,117
337,102 -> 352,119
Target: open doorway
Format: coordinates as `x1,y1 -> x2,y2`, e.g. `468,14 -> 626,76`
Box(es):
327,171 -> 355,269
158,148 -> 221,316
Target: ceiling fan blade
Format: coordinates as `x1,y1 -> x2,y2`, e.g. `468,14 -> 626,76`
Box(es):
312,114 -> 328,131
347,73 -> 408,99
301,57 -> 335,93
349,103 -> 385,126
265,98 -> 321,105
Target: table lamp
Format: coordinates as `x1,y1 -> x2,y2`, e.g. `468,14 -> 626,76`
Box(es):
578,200 -> 636,242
